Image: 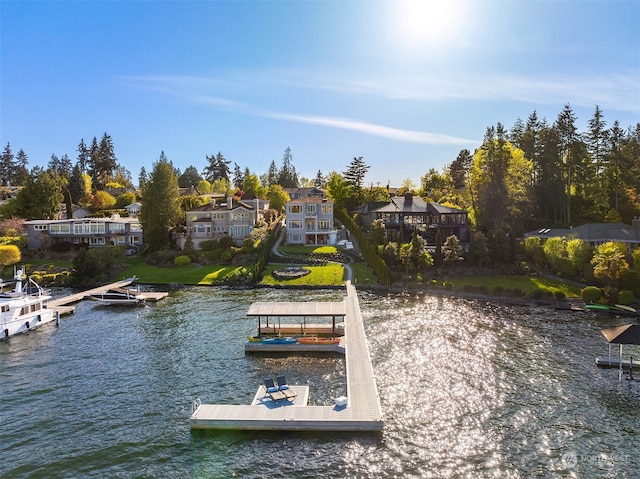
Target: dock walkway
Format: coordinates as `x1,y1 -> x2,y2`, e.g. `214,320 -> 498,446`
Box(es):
48,278 -> 168,314
190,281 -> 383,431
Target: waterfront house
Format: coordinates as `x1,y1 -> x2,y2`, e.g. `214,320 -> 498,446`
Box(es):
360,193 -> 470,244
524,218 -> 640,253
24,214 -> 143,250
285,197 -> 337,245
181,196 -> 269,249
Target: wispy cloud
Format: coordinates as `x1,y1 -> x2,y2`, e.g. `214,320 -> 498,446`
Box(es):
260,111 -> 476,145
118,74 -> 479,145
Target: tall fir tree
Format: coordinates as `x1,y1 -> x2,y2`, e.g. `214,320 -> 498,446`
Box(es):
139,153 -> 182,252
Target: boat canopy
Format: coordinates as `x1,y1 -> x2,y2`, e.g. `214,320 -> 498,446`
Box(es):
247,301 -> 346,317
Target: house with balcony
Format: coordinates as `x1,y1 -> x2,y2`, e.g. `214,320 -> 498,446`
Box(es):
361,193 -> 470,244
285,197 -> 337,245
24,214 -> 143,250
181,197 -> 269,249
284,186 -> 326,200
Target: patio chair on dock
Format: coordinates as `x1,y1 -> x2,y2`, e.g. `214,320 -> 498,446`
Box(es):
264,378 -> 287,402
276,375 -> 297,400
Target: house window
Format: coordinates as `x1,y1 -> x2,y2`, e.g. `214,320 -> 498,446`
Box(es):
319,219 -> 331,230
89,237 -> 105,245
34,225 -> 48,231
321,204 -> 332,214
307,205 -> 316,214
289,205 -> 302,214
110,223 -> 125,233
288,220 -> 302,229
50,224 -> 71,234
289,234 -> 301,243
130,223 -> 142,232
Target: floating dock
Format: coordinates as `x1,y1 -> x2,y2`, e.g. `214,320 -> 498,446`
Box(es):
47,278 -> 168,315
596,357 -> 640,370
190,281 -> 383,431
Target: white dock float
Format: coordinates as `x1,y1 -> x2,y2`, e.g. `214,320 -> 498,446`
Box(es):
190,282 -> 383,431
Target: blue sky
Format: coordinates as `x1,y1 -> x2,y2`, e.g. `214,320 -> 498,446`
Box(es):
1,0 -> 639,188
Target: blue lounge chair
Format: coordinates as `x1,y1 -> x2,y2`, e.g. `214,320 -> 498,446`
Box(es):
276,375 -> 297,399
263,378 -> 287,402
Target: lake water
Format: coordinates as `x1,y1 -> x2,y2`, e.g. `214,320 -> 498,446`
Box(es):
1,287 -> 639,478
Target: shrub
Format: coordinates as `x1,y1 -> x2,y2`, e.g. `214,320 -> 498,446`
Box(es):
554,291 -> 566,301
582,286 -> 602,303
443,281 -> 453,290
511,288 -> 523,297
531,289 -> 544,300
477,285 -> 489,295
617,290 -> 634,306
174,255 -> 192,266
493,285 -> 504,296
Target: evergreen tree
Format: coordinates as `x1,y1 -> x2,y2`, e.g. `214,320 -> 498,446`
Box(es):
14,149 -> 29,186
77,139 -> 90,172
266,160 -> 279,186
139,153 -> 182,252
68,163 -> 86,204
232,162 -> 244,189
0,143 -> 16,186
138,166 -> 149,189
449,149 -> 472,190
342,156 -> 369,190
14,167 -> 64,219
277,147 -> 298,188
178,165 -> 202,188
314,170 -> 326,188
88,132 -> 117,190
202,151 -> 231,183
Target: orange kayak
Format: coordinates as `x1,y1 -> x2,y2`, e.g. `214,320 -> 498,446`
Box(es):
297,337 -> 341,345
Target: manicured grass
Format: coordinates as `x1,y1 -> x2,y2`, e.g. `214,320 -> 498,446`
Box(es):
260,264 -> 345,286
350,261 -> 378,286
446,275 -> 582,298
118,259 -> 250,285
278,245 -> 338,255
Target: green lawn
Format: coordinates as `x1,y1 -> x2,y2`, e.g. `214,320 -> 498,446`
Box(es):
118,259 -> 251,285
260,264 -> 345,286
350,261 -> 379,286
278,245 -> 338,255
446,275 -> 582,297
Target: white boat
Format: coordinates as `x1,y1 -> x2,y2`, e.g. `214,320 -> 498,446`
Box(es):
1,270 -> 56,339
89,287 -> 146,306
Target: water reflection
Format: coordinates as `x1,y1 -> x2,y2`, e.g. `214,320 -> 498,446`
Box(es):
1,288 -> 639,478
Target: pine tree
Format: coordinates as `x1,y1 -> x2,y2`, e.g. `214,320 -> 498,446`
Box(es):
0,143 -> 15,186
267,160 -> 278,186
14,149 -> 29,186
68,164 -> 87,204
202,151 -> 231,183
342,156 -> 369,189
232,163 -> 244,189
77,139 -> 90,172
14,167 -> 64,219
277,147 -> 298,188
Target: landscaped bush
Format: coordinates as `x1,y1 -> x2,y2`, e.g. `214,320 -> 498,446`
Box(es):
493,285 -> 504,296
174,255 -> 192,266
531,289 -> 544,300
617,290 -> 634,305
511,288 -> 523,297
443,281 -> 453,290
477,285 -> 488,295
554,291 -> 566,301
582,286 -> 602,303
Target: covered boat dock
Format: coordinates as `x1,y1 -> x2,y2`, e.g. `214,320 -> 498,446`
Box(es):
190,282 -> 383,431
248,300 -> 346,338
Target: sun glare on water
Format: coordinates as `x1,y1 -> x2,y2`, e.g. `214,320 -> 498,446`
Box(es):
393,0 -> 465,51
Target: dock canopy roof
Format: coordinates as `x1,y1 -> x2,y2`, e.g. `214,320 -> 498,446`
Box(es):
247,301 -> 346,317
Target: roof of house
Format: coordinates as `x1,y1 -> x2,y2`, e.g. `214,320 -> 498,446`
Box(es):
369,194 -> 467,215
287,197 -> 334,204
188,198 -> 258,213
525,222 -> 640,243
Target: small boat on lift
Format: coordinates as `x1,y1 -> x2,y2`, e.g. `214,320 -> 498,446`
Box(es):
1,270 -> 56,339
247,335 -> 263,342
89,287 -> 146,306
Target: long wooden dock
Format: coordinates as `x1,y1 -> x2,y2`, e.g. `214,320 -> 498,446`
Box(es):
190,281 -> 383,431
47,278 -> 168,315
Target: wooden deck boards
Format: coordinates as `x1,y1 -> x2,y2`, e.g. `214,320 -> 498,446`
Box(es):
190,282 -> 383,432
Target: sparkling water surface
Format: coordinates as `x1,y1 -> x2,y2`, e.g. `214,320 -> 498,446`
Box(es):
1,287 -> 639,478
